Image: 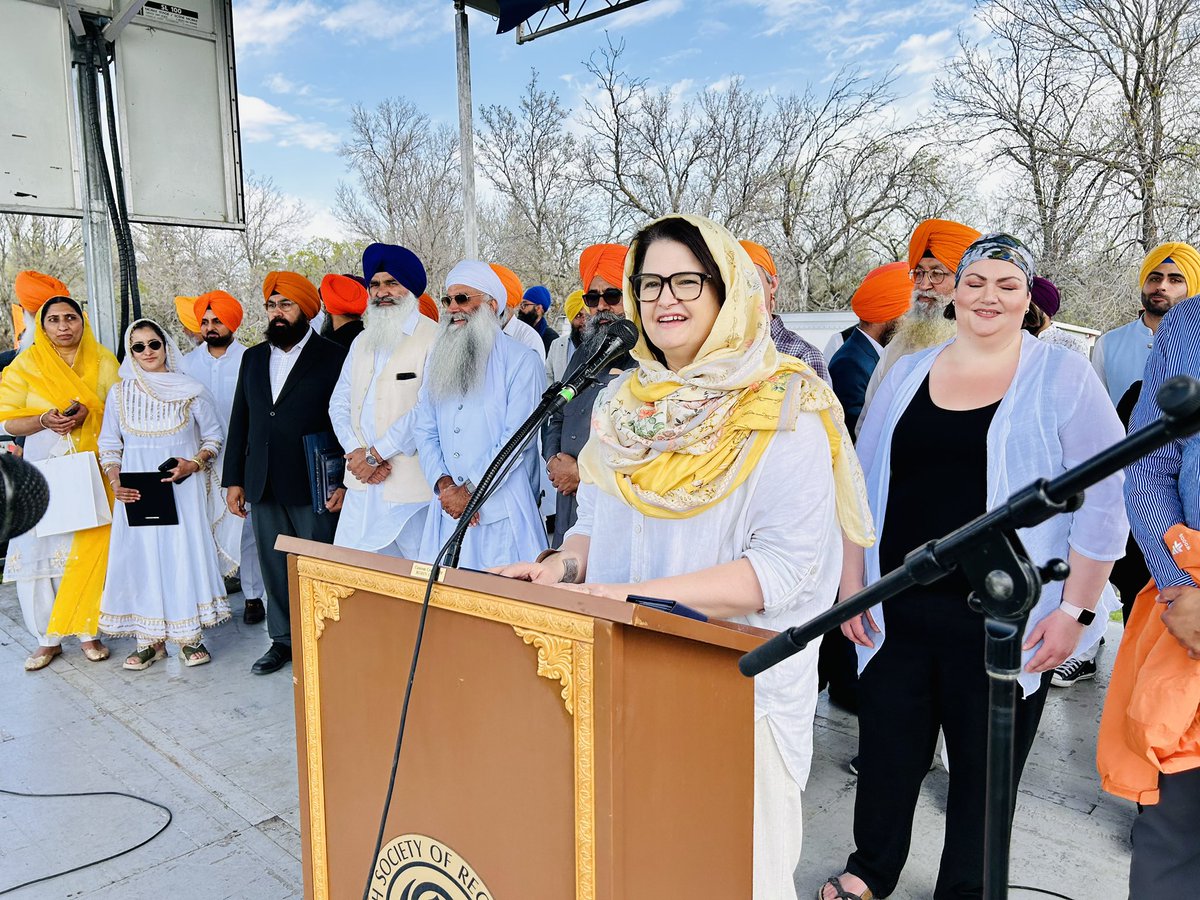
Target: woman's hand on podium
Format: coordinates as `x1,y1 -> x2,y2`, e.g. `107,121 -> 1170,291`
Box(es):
560,582 -> 630,601
490,561 -> 561,584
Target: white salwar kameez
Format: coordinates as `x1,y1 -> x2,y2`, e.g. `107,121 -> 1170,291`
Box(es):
568,413 -> 843,898
2,429 -> 94,647
97,371 -> 233,648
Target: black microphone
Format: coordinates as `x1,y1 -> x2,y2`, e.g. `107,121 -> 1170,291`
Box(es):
557,318 -> 639,404
0,453 -> 50,542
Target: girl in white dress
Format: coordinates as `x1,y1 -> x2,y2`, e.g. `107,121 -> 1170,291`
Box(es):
97,319 -> 235,669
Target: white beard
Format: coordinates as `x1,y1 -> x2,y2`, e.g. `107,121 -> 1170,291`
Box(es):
424,307 -> 499,402
891,288 -> 957,353
359,296 -> 419,355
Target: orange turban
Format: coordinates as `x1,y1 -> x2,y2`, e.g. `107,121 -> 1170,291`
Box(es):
320,274 -> 367,316
851,262 -> 913,324
174,295 -> 201,333
579,244 -> 628,291
907,219 -> 982,274
11,304 -> 26,349
194,290 -> 244,332
1140,242 -> 1200,296
739,240 -> 777,277
489,263 -> 524,308
262,271 -> 320,319
15,270 -> 69,314
418,293 -> 439,322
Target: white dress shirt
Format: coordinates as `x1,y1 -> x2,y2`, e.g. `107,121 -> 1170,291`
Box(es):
1092,314 -> 1155,405
503,315 -> 548,364
268,327 -> 313,402
180,340 -> 247,425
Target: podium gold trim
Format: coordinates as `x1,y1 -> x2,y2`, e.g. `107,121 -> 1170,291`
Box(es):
296,559 -> 597,900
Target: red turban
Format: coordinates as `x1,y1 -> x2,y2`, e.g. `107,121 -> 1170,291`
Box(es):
579,244 -> 628,291
262,271 -> 320,319
907,219 -> 982,274
174,296 -> 201,333
851,262 -> 913,324
489,263 -> 524,308
194,290 -> 244,332
320,274 -> 367,316
418,293 -> 439,322
739,240 -> 777,277
15,270 -> 69,314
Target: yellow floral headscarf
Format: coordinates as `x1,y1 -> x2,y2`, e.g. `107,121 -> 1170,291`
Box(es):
576,213 -> 874,546
0,303 -> 120,635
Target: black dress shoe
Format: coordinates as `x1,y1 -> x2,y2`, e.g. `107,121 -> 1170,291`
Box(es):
251,643 -> 292,675
243,598 -> 266,625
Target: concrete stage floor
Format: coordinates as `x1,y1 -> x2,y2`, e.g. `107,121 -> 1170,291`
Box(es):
0,582 -> 1131,899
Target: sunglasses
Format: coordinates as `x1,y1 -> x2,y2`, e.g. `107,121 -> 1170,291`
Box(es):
440,292 -> 486,308
130,339 -> 163,354
583,288 -> 623,308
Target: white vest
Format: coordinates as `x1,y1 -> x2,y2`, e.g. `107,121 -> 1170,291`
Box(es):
345,316 -> 439,504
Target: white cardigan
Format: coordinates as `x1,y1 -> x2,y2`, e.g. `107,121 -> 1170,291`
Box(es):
854,332 -> 1129,697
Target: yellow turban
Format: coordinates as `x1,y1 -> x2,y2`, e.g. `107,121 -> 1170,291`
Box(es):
174,296 -> 201,333
194,290 -> 244,332
15,270 -> 69,314
1140,243 -> 1200,295
564,289 -> 585,321
738,240 -> 777,277
489,263 -> 524,308
262,271 -> 321,319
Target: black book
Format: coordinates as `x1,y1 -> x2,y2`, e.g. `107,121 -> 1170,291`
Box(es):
119,472 -> 180,527
302,431 -> 345,515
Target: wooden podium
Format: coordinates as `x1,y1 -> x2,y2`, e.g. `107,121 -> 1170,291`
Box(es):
281,538 -> 771,900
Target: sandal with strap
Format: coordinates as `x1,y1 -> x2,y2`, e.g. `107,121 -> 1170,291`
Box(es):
180,643 -> 211,667
124,645 -> 167,671
817,875 -> 873,900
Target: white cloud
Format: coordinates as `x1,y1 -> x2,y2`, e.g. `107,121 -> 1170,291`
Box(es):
895,29 -> 955,75
319,0 -> 449,43
608,0 -> 684,27
668,78 -> 695,101
300,205 -> 348,240
239,94 -> 341,151
233,0 -> 320,50
708,75 -> 735,93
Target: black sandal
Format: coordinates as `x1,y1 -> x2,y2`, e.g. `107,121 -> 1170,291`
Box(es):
817,875 -> 873,900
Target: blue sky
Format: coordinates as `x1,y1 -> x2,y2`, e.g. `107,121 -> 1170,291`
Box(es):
231,0 -> 976,237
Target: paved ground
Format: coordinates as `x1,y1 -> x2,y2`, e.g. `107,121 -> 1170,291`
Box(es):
0,580 -> 1133,899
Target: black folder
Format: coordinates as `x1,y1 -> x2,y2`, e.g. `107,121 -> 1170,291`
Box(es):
119,472 -> 180,527
303,431 -> 345,515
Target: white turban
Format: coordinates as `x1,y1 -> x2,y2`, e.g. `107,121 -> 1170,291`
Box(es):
445,260 -> 506,306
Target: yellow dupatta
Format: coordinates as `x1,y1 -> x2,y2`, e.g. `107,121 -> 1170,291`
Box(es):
0,311 -> 120,635
576,214 -> 875,546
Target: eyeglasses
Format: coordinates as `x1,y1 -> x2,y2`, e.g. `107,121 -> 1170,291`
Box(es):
130,339 -> 163,354
630,272 -> 710,304
264,299 -> 297,312
583,288 -> 623,308
909,268 -> 951,286
440,291 -> 487,308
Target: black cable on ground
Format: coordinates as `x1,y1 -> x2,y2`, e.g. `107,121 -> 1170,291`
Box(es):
0,787 -> 172,895
1009,886 -> 1076,899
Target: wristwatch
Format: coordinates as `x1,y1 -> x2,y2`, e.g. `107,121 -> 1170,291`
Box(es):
1058,600 -> 1096,626
365,450 -> 380,468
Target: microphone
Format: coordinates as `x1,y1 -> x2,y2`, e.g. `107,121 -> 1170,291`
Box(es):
0,453 -> 50,542
557,318 -> 639,404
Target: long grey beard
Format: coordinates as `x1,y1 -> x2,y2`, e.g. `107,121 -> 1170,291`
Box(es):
424,308 -> 499,403
582,310 -> 622,342
891,289 -> 956,354
359,296 -> 419,355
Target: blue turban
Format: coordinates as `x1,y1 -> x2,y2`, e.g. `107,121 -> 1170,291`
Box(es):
362,243 -> 427,298
523,285 -> 552,311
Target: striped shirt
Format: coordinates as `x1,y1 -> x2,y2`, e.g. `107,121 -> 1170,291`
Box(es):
770,315 -> 831,385
1125,296 -> 1200,587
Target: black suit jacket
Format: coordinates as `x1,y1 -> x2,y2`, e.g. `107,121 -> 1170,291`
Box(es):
828,327 -> 880,440
222,333 -> 348,506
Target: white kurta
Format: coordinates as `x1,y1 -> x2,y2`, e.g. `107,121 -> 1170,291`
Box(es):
330,343 -> 427,558
97,382 -> 232,647
503,315 -> 548,363
180,340 -> 256,593
413,334 -> 547,569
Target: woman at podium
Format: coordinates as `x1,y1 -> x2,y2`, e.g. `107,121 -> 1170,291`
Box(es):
495,213 -> 875,898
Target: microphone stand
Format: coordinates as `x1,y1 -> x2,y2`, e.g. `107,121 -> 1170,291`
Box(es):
739,375 -> 1200,900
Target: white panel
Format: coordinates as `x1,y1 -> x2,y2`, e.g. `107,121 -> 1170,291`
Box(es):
115,0 -> 243,226
0,1 -> 81,214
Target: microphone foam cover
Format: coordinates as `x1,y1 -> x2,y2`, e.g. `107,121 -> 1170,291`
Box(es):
1,453 -> 51,541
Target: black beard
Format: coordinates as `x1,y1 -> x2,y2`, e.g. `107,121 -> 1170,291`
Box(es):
516,310 -> 540,327
265,316 -> 310,349
203,331 -> 234,348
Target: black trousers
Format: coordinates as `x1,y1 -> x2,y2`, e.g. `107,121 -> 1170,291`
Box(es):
1130,767 -> 1200,895
251,498 -> 338,646
845,591 -> 1050,899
